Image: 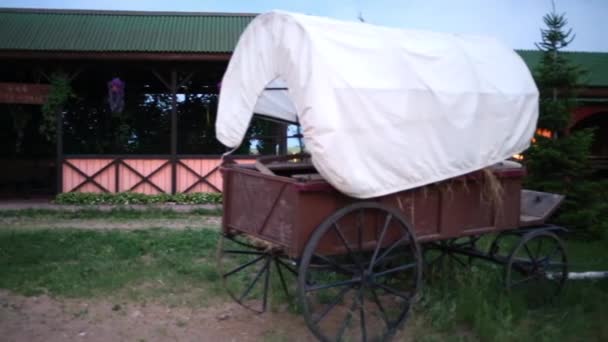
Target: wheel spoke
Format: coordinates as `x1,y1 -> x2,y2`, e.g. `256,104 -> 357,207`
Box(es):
276,258 -> 298,276
312,284 -> 355,324
448,252 -> 468,267
357,209 -> 364,254
547,245 -> 563,261
510,274 -> 538,288
306,278 -> 359,292
336,296 -> 359,342
523,243 -> 536,262
312,253 -> 355,275
359,287 -> 367,342
370,287 -> 390,328
534,237 -> 544,261
263,257 -> 271,312
425,252 -> 443,265
275,258 -> 291,298
374,235 -> 408,268
374,282 -> 412,301
374,263 -> 417,278
511,260 -> 534,274
223,254 -> 266,278
334,223 -> 362,269
239,256 -> 270,301
368,214 -> 392,273
546,271 -> 567,282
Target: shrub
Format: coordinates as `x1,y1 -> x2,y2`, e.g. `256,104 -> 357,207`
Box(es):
55,192 -> 222,205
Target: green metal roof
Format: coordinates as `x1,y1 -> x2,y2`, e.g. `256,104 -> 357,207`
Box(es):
0,8 -> 255,53
517,50 -> 608,87
0,8 -> 606,87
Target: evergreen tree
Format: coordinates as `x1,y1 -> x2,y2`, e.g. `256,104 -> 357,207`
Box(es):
524,10 -> 607,237
533,11 -> 583,134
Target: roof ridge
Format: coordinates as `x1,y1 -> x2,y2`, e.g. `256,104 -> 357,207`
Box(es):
0,7 -> 258,17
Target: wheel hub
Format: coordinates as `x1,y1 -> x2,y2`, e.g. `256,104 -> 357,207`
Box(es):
358,269 -> 376,287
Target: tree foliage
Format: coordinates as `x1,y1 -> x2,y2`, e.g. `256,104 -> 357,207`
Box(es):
41,72 -> 74,142
524,10 -> 607,237
533,12 -> 586,133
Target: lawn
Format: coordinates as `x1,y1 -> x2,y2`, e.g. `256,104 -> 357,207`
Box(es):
0,207 -> 221,220
0,220 -> 606,341
414,236 -> 608,342
0,227 -> 224,307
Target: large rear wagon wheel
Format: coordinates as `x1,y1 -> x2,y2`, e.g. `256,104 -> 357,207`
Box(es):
297,202 -> 423,342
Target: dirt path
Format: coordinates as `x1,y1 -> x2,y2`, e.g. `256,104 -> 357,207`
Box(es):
0,290 -> 314,342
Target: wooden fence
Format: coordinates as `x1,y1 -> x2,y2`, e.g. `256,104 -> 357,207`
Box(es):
61,155 -> 253,194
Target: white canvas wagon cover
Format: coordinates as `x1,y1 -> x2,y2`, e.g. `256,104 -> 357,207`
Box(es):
216,11 -> 538,199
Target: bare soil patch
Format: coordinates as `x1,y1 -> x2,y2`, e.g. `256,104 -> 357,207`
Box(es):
0,216 -> 221,230
0,290 -> 314,342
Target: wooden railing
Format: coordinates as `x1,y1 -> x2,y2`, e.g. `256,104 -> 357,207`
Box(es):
59,154 -> 608,194
61,155 -> 253,194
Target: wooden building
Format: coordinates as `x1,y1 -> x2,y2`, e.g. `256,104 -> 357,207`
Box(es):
0,8 -> 606,197
0,8 -> 259,197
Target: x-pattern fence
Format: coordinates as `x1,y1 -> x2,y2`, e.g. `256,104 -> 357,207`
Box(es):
62,156 -> 250,194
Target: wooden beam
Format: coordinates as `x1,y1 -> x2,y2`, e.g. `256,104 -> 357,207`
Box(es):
177,71 -> 196,89
152,70 -> 171,91
0,51 -> 232,62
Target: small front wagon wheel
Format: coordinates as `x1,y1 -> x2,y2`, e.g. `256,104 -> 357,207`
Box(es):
505,230 -> 568,307
297,202 -> 423,342
217,233 -> 297,313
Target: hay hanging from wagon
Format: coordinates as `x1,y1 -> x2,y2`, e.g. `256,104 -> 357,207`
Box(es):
432,167 -> 506,219
481,168 -> 505,209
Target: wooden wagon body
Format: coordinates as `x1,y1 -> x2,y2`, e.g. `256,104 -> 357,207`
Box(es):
221,162 -> 524,259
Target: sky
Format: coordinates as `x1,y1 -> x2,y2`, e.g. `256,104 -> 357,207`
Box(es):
1,0 -> 607,52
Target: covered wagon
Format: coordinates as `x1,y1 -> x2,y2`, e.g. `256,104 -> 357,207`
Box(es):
214,11 -> 567,342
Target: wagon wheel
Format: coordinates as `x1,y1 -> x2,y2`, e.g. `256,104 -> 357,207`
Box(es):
423,236 -> 480,276
505,230 -> 568,307
217,233 -> 297,314
297,202 -> 423,342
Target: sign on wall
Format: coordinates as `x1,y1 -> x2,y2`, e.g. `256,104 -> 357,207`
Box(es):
0,82 -> 50,105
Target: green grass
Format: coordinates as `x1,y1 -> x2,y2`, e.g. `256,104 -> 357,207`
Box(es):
0,225 -> 606,341
0,208 -> 222,220
414,236 -> 608,342
0,228 -> 224,306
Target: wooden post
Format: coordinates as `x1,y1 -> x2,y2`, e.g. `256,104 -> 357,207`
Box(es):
275,123 -> 288,155
170,70 -> 178,194
115,158 -> 120,193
